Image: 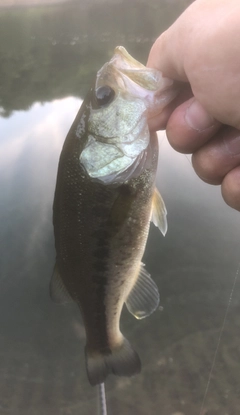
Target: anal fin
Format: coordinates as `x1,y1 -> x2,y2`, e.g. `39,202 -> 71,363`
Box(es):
151,187 -> 167,236
50,263 -> 73,304
125,263 -> 159,319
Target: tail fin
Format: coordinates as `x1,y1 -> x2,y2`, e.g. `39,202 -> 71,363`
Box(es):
85,338 -> 141,386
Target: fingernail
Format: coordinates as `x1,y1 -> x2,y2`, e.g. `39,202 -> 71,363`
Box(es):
185,99 -> 215,131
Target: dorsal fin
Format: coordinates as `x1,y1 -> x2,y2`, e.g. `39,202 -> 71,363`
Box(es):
125,263 -> 159,319
151,187 -> 167,236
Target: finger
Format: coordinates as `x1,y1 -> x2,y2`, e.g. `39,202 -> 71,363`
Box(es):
222,166 -> 240,211
192,127 -> 240,185
148,84 -> 193,131
166,98 -> 222,153
147,31 -> 188,81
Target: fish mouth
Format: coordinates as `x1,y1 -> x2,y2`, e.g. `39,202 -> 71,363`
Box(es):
110,46 -> 166,91
95,46 -> 178,112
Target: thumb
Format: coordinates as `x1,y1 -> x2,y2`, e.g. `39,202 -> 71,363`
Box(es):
147,30 -> 188,82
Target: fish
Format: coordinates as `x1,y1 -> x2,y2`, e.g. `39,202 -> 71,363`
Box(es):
51,46 -> 177,386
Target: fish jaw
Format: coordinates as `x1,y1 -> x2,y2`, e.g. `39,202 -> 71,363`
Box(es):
96,46 -> 178,113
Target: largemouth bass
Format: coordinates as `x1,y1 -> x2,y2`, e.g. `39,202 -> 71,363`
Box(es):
51,46 -> 177,386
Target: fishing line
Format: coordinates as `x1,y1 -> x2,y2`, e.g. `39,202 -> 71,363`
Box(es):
97,382 -> 108,415
183,154 -> 193,168
199,261 -> 240,415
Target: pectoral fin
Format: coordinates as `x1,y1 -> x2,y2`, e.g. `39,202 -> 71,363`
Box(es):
151,187 -> 167,236
125,263 -> 159,319
50,264 -> 73,304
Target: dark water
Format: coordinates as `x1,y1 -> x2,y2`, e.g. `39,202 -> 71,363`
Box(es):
1,1 -> 240,414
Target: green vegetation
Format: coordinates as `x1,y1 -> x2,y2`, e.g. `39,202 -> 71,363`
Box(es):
0,0 -> 191,116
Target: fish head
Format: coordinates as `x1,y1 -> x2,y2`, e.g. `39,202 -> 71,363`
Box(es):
80,46 -> 178,184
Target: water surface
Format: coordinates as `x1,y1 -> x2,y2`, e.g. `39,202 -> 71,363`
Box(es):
1,1 -> 240,414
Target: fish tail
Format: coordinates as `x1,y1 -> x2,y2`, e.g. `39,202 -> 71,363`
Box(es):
85,337 -> 141,386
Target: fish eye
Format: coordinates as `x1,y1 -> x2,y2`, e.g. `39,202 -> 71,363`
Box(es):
94,86 -> 115,108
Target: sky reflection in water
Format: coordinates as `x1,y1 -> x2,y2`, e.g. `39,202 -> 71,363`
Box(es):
1,96 -> 240,415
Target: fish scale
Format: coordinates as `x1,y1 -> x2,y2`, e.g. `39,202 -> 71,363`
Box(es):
51,46 -> 176,386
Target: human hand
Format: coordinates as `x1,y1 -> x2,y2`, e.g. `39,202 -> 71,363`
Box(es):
147,0 -> 240,211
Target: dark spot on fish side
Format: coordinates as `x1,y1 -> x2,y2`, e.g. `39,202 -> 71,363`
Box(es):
94,247 -> 109,258
115,261 -> 123,266
92,273 -> 107,287
114,294 -> 120,304
119,183 -> 134,196
92,229 -> 110,239
109,184 -> 138,231
94,260 -> 108,273
97,239 -> 109,248
92,205 -> 109,217
95,191 -> 111,204
92,228 -> 110,249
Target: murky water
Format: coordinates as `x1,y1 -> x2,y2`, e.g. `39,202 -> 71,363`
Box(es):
1,1 -> 240,414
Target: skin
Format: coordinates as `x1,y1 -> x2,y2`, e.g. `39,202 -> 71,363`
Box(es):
147,0 -> 240,211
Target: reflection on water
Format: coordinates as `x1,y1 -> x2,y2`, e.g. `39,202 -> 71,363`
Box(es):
1,1 -> 240,414
0,0 -> 192,117
1,96 -> 240,415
